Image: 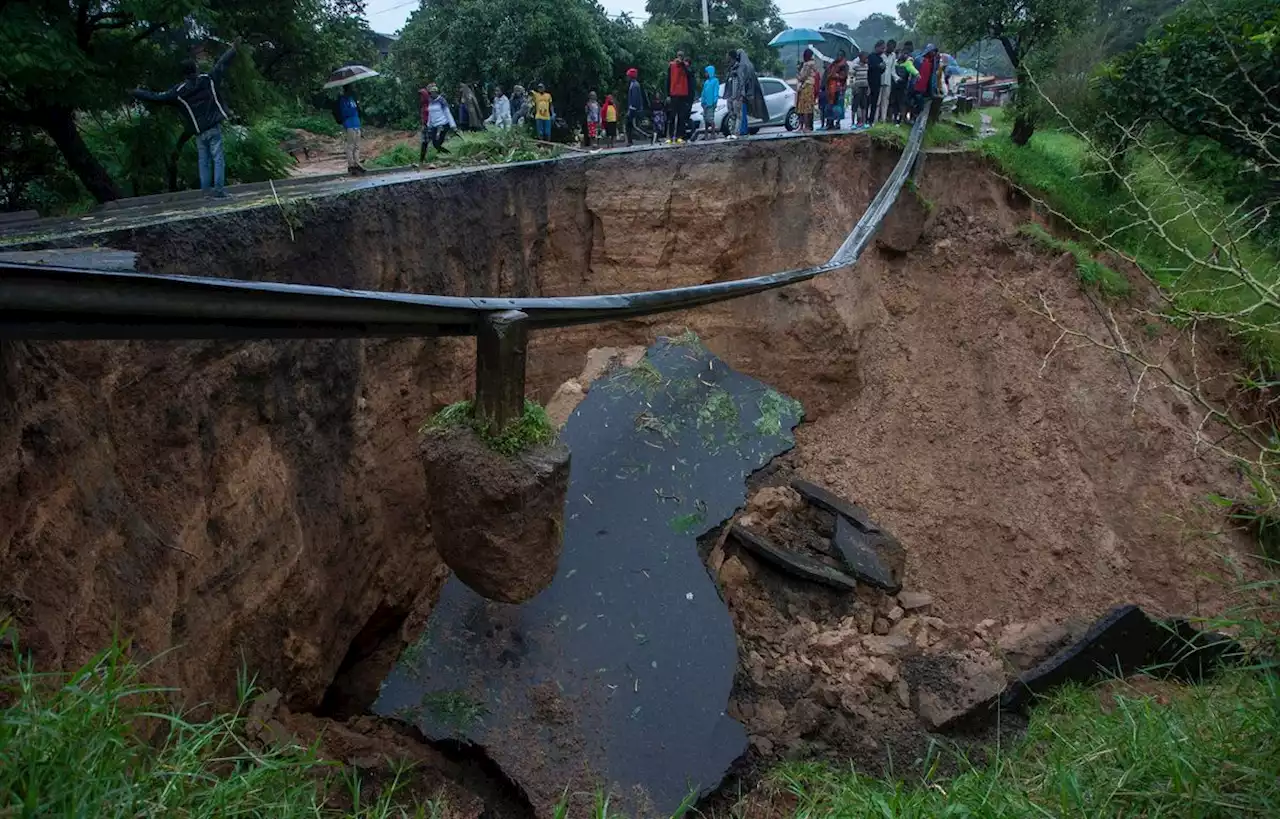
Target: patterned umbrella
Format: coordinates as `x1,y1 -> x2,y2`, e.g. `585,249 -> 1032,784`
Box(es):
323,65 -> 380,89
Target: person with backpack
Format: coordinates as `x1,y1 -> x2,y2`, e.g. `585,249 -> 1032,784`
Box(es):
892,41 -> 919,124
131,39 -> 240,198
337,86 -> 366,174
914,44 -> 941,117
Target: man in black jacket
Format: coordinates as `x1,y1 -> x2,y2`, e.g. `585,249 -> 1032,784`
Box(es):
866,40 -> 886,125
133,40 -> 239,198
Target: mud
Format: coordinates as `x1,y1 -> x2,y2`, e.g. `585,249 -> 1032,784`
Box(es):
0,132 -> 1269,814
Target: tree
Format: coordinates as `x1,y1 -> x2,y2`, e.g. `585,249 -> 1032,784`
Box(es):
1097,0 -> 1278,169
917,0 -> 1091,145
393,0 -> 613,124
851,12 -> 908,46
644,0 -> 787,74
0,0 -> 373,205
897,0 -> 923,30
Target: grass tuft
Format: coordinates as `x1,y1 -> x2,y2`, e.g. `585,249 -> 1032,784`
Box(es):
0,636 -> 437,817
421,399 -> 556,456
1018,222 -> 1131,298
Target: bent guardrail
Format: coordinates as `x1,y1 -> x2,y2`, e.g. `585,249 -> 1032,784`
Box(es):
0,102 -> 932,431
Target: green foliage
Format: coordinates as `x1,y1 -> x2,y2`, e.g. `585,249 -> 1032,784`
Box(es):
755,389 -> 803,438
1097,0 -> 1278,168
981,127 -> 1280,364
779,663 -> 1280,817
422,399 -> 557,457
918,0 -> 1092,143
1018,222 -> 1131,297
0,637 -> 438,816
368,143 -> 419,169
0,0 -> 375,207
279,110 -> 342,137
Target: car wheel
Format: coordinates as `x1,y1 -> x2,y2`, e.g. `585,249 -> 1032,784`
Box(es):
720,117 -> 731,137
748,127 -> 761,136
785,108 -> 800,131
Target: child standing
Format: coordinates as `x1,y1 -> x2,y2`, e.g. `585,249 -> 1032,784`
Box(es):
602,94 -> 618,147
584,91 -> 601,147
700,65 -> 720,138
649,93 -> 666,145
532,83 -> 554,140
852,52 -> 870,127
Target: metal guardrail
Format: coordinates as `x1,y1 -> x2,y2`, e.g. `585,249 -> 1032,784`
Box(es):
0,102 -> 932,429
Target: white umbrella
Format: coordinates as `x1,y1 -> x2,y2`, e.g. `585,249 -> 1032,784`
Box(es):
323,65 -> 380,89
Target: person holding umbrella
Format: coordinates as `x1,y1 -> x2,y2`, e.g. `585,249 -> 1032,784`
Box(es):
323,65 -> 380,174
131,38 -> 240,198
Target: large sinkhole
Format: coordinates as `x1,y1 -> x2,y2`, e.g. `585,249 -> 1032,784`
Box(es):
3,133 -> 1259,817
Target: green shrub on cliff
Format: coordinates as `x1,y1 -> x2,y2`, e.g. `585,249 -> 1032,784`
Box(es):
422,399 -> 556,456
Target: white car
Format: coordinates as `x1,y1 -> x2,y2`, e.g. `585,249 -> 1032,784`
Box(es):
690,77 -> 799,135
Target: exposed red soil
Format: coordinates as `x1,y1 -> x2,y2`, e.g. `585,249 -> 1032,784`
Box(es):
0,135 -> 1269,815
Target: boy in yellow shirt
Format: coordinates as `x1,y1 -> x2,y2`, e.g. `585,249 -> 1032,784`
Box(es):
532,83 -> 554,139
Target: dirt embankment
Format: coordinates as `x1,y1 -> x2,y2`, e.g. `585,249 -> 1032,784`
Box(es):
0,133 -> 1263,794
0,136 -> 891,712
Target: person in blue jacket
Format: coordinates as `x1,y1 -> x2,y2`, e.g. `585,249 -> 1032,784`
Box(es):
700,66 -> 720,138
338,86 -> 365,174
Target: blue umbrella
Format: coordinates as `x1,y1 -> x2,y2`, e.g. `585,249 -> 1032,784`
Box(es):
768,28 -> 826,47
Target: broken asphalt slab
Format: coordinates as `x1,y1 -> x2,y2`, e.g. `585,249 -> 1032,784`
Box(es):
374,336 -> 803,817
832,515 -> 903,592
731,524 -> 857,591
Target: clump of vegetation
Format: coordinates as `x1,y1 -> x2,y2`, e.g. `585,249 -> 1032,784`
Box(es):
419,690 -> 487,736
1018,222 -> 1130,297
778,650 -> 1280,817
421,399 -> 556,456
755,389 -> 804,438
367,143 -> 419,169
0,635 -> 436,817
614,358 -> 665,396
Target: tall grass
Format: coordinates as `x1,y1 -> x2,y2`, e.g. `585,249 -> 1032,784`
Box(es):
0,634 -> 438,817
779,575 -> 1280,818
370,128 -> 563,169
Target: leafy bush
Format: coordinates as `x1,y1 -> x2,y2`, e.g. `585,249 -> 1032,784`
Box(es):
368,143 -> 419,168
280,110 -> 342,137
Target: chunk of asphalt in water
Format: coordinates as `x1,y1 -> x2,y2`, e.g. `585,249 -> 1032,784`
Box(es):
791,479 -> 882,533
831,515 -> 902,593
374,337 -> 803,817
731,524 -> 857,591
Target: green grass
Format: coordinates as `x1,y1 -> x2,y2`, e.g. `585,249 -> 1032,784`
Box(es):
367,143 -> 418,168
778,668 -> 1280,818
421,398 -> 556,456
280,111 -> 343,138
867,120 -> 972,150
980,129 -> 1280,366
0,635 -> 438,817
372,128 -> 564,169
1018,222 -> 1131,297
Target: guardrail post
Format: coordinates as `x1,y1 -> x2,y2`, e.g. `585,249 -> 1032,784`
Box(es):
475,309 -> 529,435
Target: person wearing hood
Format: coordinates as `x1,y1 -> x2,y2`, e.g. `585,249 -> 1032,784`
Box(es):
625,67 -> 644,146
419,83 -> 457,162
458,83 -> 485,131
700,65 -> 720,138
485,86 -> 512,128
796,49 -> 818,131
602,93 -> 619,147
914,44 -> 941,115
727,49 -> 766,138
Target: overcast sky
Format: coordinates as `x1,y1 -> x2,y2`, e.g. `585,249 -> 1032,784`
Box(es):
362,0 -> 903,37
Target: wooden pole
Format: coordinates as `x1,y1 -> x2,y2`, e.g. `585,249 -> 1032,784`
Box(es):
475,309 -> 529,435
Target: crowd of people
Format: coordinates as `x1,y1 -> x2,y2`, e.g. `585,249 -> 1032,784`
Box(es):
796,40 -> 950,133
128,37 -> 958,194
